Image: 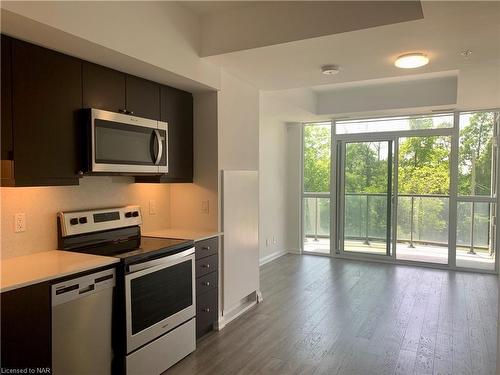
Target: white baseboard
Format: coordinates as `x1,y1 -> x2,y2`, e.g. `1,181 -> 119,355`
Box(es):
216,291 -> 259,331
259,249 -> 287,266
287,249 -> 301,255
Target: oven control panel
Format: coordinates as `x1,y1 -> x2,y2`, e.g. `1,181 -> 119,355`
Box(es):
58,205 -> 142,237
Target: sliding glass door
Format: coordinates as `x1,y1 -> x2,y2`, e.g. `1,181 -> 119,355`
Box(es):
339,140 -> 394,258
302,111 -> 499,273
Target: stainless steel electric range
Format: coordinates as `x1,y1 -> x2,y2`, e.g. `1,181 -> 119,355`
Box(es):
57,206 -> 196,375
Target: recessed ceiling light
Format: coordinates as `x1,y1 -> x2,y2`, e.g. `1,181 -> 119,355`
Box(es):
394,53 -> 429,69
321,64 -> 340,75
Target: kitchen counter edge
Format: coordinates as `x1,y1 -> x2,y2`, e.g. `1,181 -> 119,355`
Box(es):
1,250 -> 119,293
143,228 -> 223,242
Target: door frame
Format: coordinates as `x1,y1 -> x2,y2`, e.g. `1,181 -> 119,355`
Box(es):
336,135 -> 398,261
301,112 -> 499,274
333,127 -> 456,268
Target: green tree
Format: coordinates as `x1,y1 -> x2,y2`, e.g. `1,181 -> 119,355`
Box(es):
303,125 -> 330,192
458,112 -> 494,195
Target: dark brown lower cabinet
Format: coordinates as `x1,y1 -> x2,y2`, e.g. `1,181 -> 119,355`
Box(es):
0,282 -> 52,371
195,237 -> 219,338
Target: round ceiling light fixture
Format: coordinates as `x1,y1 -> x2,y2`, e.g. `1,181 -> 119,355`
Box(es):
394,53 -> 429,69
321,64 -> 340,75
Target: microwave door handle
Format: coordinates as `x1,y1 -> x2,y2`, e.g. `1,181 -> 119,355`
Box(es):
154,129 -> 163,165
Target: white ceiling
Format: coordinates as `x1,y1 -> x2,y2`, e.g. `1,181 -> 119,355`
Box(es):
178,1 -> 261,15
203,1 -> 500,91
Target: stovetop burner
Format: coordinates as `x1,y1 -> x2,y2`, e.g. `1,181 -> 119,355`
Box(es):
57,206 -> 194,265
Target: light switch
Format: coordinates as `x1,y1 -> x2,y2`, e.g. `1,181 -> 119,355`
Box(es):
201,200 -> 209,214
149,200 -> 156,215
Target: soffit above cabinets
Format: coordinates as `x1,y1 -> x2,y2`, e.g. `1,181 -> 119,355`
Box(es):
182,1 -> 423,57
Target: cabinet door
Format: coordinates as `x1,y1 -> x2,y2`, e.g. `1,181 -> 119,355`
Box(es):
1,34 -> 12,161
82,62 -> 126,113
12,40 -> 81,185
0,282 -> 51,370
125,75 -> 160,120
196,288 -> 218,338
161,86 -> 193,181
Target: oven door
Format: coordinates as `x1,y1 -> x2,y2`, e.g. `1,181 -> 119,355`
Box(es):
90,108 -> 168,174
124,248 -> 195,353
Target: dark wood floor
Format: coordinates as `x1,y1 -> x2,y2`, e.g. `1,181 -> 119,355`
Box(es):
166,254 -> 498,375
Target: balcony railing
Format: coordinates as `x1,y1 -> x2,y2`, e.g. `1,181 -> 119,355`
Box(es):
303,193 -> 495,255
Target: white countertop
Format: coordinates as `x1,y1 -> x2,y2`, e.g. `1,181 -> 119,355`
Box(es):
143,228 -> 222,242
0,250 -> 119,293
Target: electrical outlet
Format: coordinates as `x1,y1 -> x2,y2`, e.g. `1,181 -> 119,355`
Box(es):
14,213 -> 26,233
201,200 -> 209,214
149,200 -> 156,215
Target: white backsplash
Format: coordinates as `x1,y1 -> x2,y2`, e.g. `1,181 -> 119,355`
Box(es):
0,176 -> 171,259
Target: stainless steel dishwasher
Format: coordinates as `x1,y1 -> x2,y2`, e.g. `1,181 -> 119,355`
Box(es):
52,268 -> 115,375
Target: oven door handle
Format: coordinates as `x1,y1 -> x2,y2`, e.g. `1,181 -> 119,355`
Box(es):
153,129 -> 163,166
128,247 -> 195,273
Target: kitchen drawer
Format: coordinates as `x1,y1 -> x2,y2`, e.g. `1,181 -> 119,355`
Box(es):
195,237 -> 218,260
196,288 -> 218,338
196,272 -> 218,296
195,254 -> 218,278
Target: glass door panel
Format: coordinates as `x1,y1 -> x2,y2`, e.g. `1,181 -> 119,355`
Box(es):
396,135 -> 451,264
303,196 -> 330,254
302,123 -> 332,254
455,111 -> 498,270
456,201 -> 495,270
342,140 -> 393,256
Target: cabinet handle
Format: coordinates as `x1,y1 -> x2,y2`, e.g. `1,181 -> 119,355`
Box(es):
118,109 -> 126,113
128,111 -> 135,115
202,246 -> 211,251
203,308 -> 211,313
202,264 -> 211,269
203,281 -> 211,286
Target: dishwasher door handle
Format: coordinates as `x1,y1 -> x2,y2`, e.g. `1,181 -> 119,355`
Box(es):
52,268 -> 115,306
79,284 -> 95,294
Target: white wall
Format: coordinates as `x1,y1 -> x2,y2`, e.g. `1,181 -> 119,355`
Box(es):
259,95 -> 288,264
218,70 -> 260,171
1,177 -> 171,259
216,70 -> 260,315
285,124 -> 303,254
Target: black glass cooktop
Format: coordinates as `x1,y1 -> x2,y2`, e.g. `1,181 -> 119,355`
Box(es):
58,225 -> 194,265
114,236 -> 193,264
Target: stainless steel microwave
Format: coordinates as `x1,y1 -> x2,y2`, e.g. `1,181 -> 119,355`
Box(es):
86,108 -> 168,174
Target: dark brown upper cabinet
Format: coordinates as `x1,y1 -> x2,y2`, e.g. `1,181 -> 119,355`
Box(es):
1,35 -> 194,186
83,63 -> 160,120
1,35 -> 13,163
125,75 -> 160,120
82,62 -> 126,113
135,85 -> 193,183
9,39 -> 82,186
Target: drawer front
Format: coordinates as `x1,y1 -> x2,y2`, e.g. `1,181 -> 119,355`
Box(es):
196,288 -> 218,338
195,237 -> 218,260
196,272 -> 218,296
195,254 -> 218,278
